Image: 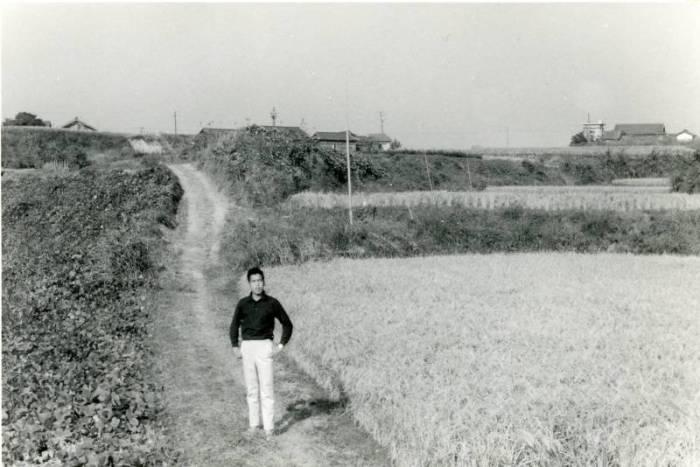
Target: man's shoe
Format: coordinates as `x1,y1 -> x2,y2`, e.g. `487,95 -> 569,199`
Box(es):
264,429 -> 274,440
245,426 -> 260,439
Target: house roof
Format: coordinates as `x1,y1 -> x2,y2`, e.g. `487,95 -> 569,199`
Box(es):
613,123 -> 665,136
198,125 -> 308,140
602,130 -> 622,140
254,125 -> 309,140
62,117 -> 96,131
313,131 -> 361,142
367,133 -> 392,143
674,129 -> 697,137
199,127 -> 239,134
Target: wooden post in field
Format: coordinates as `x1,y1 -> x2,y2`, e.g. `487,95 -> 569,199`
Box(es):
465,160 -> 473,190
423,152 -> 434,191
346,128 -> 353,225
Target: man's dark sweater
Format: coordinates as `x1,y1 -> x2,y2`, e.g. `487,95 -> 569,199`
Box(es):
230,292 -> 293,348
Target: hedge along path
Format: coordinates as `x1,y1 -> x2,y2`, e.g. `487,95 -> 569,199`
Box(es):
153,163 -> 387,466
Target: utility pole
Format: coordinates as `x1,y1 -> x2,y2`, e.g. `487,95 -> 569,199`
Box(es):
173,111 -> 178,135
345,83 -> 353,226
379,111 -> 385,134
464,160 -> 473,190
271,106 -> 278,127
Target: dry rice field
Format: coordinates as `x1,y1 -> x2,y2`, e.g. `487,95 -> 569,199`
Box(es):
253,254 -> 700,466
289,189 -> 700,212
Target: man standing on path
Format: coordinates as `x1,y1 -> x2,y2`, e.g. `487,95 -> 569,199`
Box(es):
230,267 -> 293,439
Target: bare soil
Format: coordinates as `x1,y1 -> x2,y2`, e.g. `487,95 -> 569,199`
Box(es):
151,163 -> 389,466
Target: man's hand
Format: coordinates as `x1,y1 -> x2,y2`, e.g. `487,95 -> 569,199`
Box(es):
232,347 -> 242,359
274,343 -> 284,355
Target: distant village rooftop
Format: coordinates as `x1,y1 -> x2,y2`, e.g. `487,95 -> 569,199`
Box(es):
198,125 -> 308,140
613,123 -> 666,136
62,117 -> 96,132
580,120 -> 696,145
313,131 -> 361,142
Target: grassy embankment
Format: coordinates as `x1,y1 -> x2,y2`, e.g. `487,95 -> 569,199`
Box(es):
254,254 -> 700,466
362,146 -> 696,191
193,129 -> 700,269
2,165 -> 183,465
1,127 -> 195,170
1,127 -> 136,169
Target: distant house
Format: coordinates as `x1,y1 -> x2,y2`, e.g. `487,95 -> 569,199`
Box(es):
366,133 -> 393,151
198,127 -> 239,136
198,125 -> 308,140
581,121 -> 695,146
62,117 -> 96,132
253,125 -> 309,141
601,129 -> 622,142
313,131 -> 361,152
613,123 -> 666,136
613,123 -> 666,144
674,129 -> 697,143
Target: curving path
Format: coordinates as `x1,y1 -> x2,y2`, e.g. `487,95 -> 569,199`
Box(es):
151,163 -> 388,466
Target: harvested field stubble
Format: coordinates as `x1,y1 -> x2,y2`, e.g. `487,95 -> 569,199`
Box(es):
251,254 -> 700,466
289,190 -> 700,211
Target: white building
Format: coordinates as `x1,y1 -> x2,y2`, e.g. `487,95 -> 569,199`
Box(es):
582,121 -> 605,142
675,129 -> 696,143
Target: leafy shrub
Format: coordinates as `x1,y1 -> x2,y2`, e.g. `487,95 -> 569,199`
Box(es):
221,205 -> 700,270
569,131 -> 587,146
3,111 -> 50,127
1,127 -> 137,169
197,125 -> 386,206
2,165 -> 183,465
671,150 -> 700,193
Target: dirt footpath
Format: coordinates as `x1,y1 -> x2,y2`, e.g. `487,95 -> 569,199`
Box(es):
152,163 -> 388,466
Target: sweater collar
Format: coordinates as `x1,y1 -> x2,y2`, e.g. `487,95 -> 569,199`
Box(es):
249,291 -> 268,302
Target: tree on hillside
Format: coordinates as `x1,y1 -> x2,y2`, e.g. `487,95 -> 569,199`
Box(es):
390,138 -> 402,149
570,131 -> 587,146
3,112 -> 50,127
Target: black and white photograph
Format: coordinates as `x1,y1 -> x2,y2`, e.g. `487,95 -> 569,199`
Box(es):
2,2 -> 699,466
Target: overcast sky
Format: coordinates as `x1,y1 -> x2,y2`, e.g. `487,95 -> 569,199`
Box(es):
2,3 -> 699,148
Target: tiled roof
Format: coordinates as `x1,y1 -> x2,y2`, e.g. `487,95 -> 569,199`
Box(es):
367,133 -> 392,143
313,131 -> 361,142
199,127 -> 238,134
602,130 -> 622,140
255,125 -> 309,139
674,129 -> 697,137
61,117 -> 96,131
613,124 -> 665,136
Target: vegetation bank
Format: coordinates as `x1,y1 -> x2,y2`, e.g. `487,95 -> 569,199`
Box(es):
2,165 -> 183,465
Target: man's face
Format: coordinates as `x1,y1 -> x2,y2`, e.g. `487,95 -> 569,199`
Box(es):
249,274 -> 264,295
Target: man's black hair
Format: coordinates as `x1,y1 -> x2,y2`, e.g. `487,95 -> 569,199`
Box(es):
247,267 -> 264,282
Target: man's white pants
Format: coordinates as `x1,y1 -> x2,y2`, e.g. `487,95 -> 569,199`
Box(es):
240,340 -> 274,431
